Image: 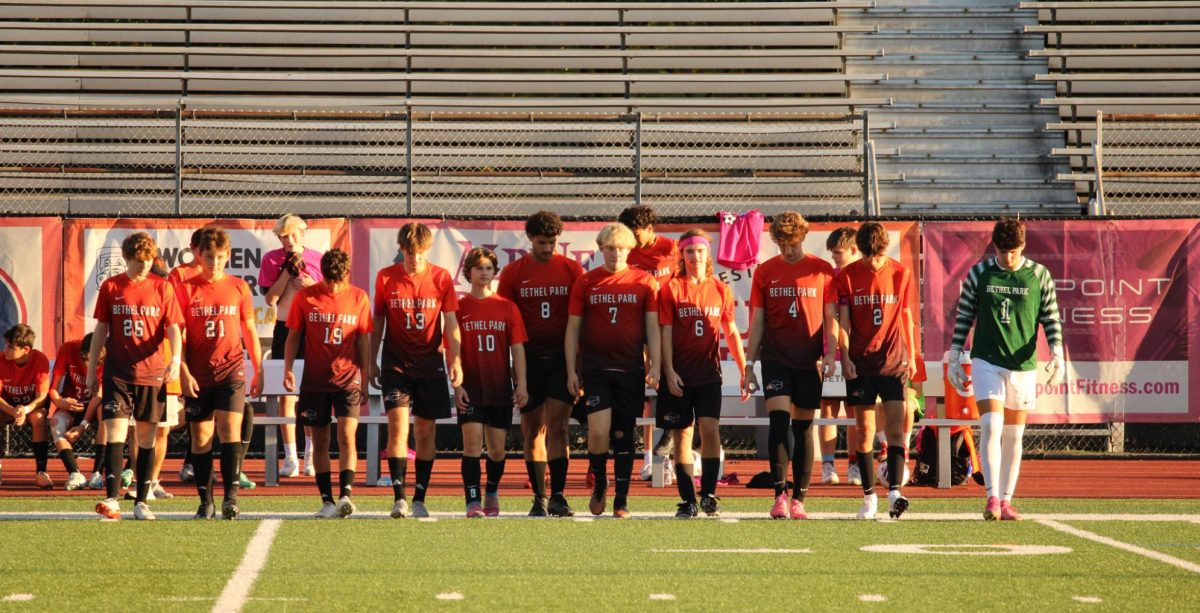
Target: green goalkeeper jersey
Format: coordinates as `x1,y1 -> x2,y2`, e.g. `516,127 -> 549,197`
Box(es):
950,257 -> 1062,371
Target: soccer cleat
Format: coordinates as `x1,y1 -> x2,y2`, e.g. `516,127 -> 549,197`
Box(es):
238,472 -> 257,490
529,497 -> 549,517
887,490 -> 909,520
639,462 -> 653,482
547,494 -> 575,518
86,472 -> 104,490
700,494 -> 722,517
466,501 -> 485,518
151,481 -> 173,500
613,506 -> 631,519
983,496 -> 1001,521
376,476 -> 392,487
390,499 -> 410,519
789,498 -> 808,520
858,493 -> 878,520
133,502 -> 156,521
303,463 -> 316,477
194,502 -> 215,520
222,499 -> 240,520
279,458 -> 300,478
314,501 -> 339,519
178,463 -> 195,483
411,500 -> 430,518
65,471 -> 87,491
675,501 -> 698,519
847,463 -> 863,486
120,468 -> 133,488
1000,500 -> 1022,521
336,496 -> 356,518
95,498 -> 121,520
589,487 -> 607,516
35,471 -> 53,489
770,492 -> 789,519
484,493 -> 500,517
821,462 -> 839,485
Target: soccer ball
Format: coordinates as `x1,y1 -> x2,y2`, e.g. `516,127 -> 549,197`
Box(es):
876,462 -> 911,488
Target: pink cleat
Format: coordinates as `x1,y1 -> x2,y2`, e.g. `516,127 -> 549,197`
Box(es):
984,496 -> 1001,521
1000,500 -> 1022,521
769,492 -> 788,519
483,493 -> 500,517
789,498 -> 807,520
466,501 -> 484,518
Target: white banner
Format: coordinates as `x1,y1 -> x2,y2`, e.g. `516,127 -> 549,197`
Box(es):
0,223 -> 51,351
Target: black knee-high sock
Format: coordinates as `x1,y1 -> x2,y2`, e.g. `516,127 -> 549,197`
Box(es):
59,448 -> 80,474
315,471 -> 334,504
675,462 -> 696,503
388,457 -> 407,501
184,448 -> 193,467
462,455 -> 481,503
767,411 -> 791,496
549,457 -> 568,497
887,445 -> 905,491
240,405 -> 254,465
413,458 -> 434,503
857,452 -> 876,495
194,448 -> 214,504
700,457 -> 720,498
105,443 -> 123,499
588,453 -> 608,493
134,447 -> 154,503
33,441 -> 49,473
123,444 -> 132,471
791,420 -> 813,501
339,468 -> 354,499
220,442 -> 241,501
485,457 -> 505,495
613,446 -> 633,508
92,443 -> 106,474
525,460 -> 547,499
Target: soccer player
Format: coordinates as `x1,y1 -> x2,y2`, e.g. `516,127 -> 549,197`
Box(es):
178,227 -> 264,520
454,247 -> 529,517
947,218 -> 1064,521
370,222 -> 462,519
820,227 -> 862,486
496,211 -> 583,517
742,212 -> 838,519
260,213 -> 324,478
618,205 -> 678,478
48,333 -> 102,491
658,229 -> 747,518
284,249 -> 372,519
833,221 -> 917,520
0,324 -> 52,488
565,222 -> 660,518
87,232 -> 183,520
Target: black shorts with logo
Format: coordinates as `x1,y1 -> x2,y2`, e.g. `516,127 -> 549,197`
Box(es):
655,381 -> 722,429
846,373 -> 908,406
271,320 -> 303,359
381,370 -> 451,420
297,387 -> 362,427
574,369 -> 645,423
760,361 -> 823,409
524,355 -> 572,413
457,404 -> 514,429
101,376 -> 166,422
185,379 -> 247,423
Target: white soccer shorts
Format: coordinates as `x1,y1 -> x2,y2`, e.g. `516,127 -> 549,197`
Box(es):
971,358 -> 1036,411
159,394 -> 182,428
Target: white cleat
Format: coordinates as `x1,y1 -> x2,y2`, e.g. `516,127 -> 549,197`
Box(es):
280,458 -> 300,478
86,472 -> 104,490
888,490 -> 909,519
391,499 -> 410,519
847,464 -> 863,486
411,500 -> 430,518
133,502 -> 156,521
65,471 -> 87,491
821,462 -> 839,486
314,501 -> 339,519
95,497 -> 121,520
303,463 -> 316,477
857,493 -> 878,520
336,496 -> 356,518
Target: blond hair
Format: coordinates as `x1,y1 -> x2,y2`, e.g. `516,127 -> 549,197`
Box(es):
273,214 -> 307,236
596,222 -> 636,250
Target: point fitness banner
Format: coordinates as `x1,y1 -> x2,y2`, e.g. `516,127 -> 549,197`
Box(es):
924,220 -> 1200,424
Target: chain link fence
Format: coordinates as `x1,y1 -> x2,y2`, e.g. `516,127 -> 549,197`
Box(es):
1082,113 -> 1200,216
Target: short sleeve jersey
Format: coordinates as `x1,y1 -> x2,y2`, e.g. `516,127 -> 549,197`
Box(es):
568,266 -> 658,373
835,258 -> 913,377
287,283 -> 373,393
52,340 -> 91,402
457,294 -> 529,407
628,235 -> 679,282
749,255 -> 837,369
659,276 -> 736,386
93,274 -> 184,386
180,274 -> 254,387
373,263 -> 460,379
0,350 -> 50,406
496,253 -> 583,359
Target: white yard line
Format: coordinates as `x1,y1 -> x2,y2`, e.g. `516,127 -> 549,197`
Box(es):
1,511 -> 1198,522
212,519 -> 283,613
1037,519 -> 1200,575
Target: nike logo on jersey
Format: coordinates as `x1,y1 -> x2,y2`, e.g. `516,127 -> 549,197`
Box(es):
521,279 -> 533,284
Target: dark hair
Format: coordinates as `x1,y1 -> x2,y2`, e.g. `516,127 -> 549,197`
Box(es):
321,249 -> 352,282
198,226 -> 231,254
189,228 -> 204,249
525,211 -> 564,238
3,323 -> 35,349
992,218 -> 1026,250
461,247 -> 500,282
826,226 -> 858,250
121,232 -> 157,261
855,222 -> 889,257
80,332 -> 104,363
618,205 -> 658,231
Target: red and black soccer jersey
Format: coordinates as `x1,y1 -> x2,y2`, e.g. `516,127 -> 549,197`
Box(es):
51,340 -> 91,402
457,293 -> 529,407
287,283 -> 373,393
659,276 -> 735,386
568,266 -> 658,373
179,274 -> 254,387
835,258 -> 913,377
749,254 -> 837,369
496,253 -> 583,359
0,350 -> 50,407
93,274 -> 184,386
627,235 -> 679,282
374,263 -> 460,379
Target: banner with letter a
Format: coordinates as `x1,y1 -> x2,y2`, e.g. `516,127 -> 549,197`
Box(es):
0,217 -> 61,356
924,220 -> 1200,423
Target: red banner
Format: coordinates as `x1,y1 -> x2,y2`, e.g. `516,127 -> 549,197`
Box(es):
0,217 -> 61,357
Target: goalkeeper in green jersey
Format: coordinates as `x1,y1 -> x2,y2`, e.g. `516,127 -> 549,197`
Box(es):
947,218 -> 1065,521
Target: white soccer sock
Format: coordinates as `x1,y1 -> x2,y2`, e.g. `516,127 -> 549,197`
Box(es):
304,436 -> 314,461
1000,423 -> 1026,502
980,411 -> 1003,499
283,443 -> 297,462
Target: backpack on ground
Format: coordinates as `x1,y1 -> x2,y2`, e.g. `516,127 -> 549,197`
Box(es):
910,425 -> 980,487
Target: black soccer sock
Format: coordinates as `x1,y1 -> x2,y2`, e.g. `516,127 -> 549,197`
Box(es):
105,442 -> 123,499
613,445 -> 634,508
675,462 -> 696,504
462,455 -> 482,503
767,411 -> 791,496
549,457 -> 569,497
33,441 -> 49,473
857,452 -> 876,495
339,468 -> 354,499
791,419 -> 814,501
588,453 -> 608,493
59,448 -> 80,474
91,443 -> 107,474
240,404 -> 254,464
887,445 -> 905,492
184,448 -> 193,466
194,448 -> 214,505
388,457 -> 408,501
525,460 -> 547,499
700,456 -> 720,498
485,457 -> 505,495
315,471 -> 334,504
123,445 -> 132,471
134,446 -> 154,503
413,458 -> 434,503
220,442 -> 241,501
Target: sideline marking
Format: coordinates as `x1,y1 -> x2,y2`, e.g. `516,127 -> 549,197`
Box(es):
860,544 -> 1071,556
652,548 -> 811,554
859,594 -> 887,602
2,594 -> 34,602
2,511 -> 1200,522
212,519 -> 282,613
436,593 -> 465,601
1038,519 -> 1200,575
1073,596 -> 1103,604
720,518 -> 739,524
649,594 -> 676,601
418,517 -> 438,523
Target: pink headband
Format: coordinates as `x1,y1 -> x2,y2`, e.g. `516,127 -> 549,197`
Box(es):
678,235 -> 710,249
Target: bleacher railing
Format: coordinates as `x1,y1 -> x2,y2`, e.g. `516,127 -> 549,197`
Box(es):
1075,112 -> 1200,216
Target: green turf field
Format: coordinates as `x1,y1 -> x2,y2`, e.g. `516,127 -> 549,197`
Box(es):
2,497 -> 1198,611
